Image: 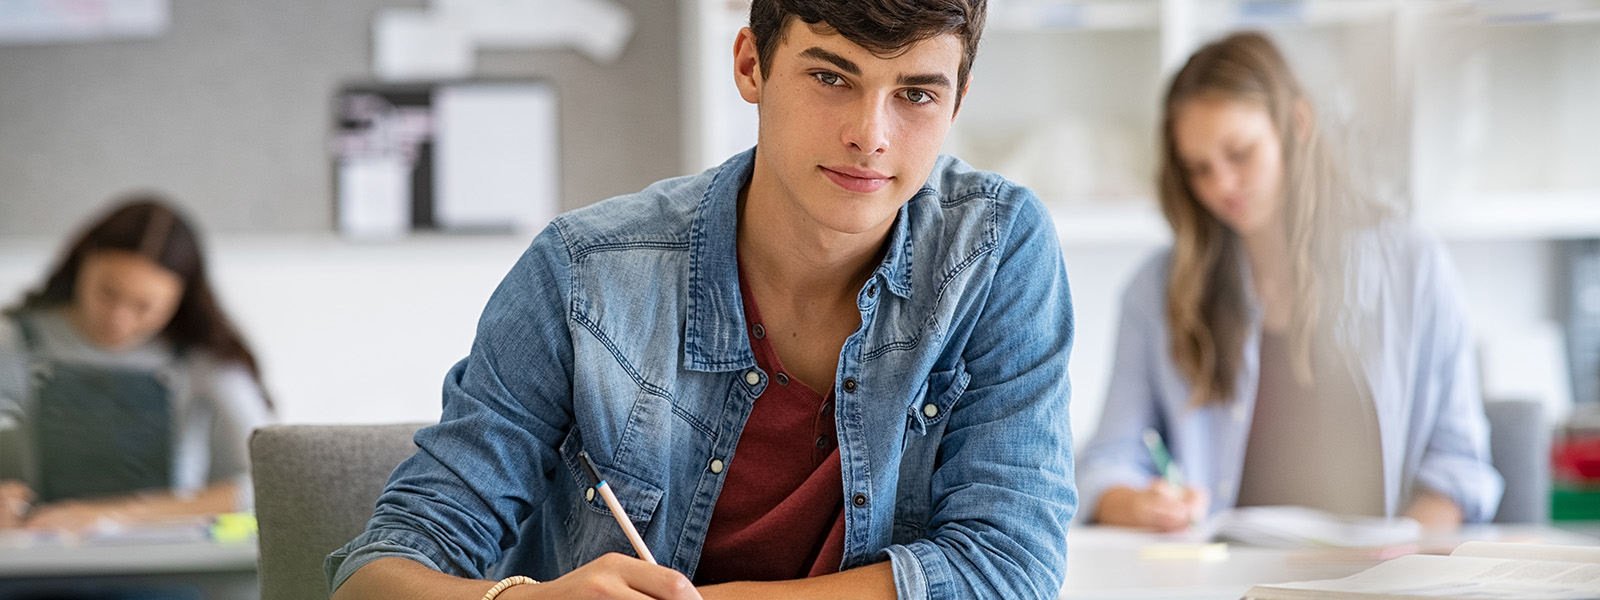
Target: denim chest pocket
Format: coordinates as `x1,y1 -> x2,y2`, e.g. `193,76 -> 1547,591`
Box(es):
560,437 -> 665,565
905,364 -> 970,436
893,362 -> 970,543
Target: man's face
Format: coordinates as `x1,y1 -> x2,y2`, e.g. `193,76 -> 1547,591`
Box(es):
735,19 -> 964,238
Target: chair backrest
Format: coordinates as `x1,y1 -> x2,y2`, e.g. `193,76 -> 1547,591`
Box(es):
1484,400 -> 1551,523
250,422 -> 427,600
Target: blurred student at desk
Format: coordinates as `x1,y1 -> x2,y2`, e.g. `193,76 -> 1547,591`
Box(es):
1076,32 -> 1502,533
0,197 -> 274,533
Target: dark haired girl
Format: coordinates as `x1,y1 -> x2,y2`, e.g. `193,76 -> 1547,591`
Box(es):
0,196 -> 273,532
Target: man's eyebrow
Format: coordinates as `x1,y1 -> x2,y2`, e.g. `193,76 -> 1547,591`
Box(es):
899,73 -> 952,89
798,46 -> 953,90
799,47 -> 860,76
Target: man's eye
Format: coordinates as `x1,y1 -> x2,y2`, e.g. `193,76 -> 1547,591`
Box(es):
814,72 -> 843,86
902,89 -> 933,105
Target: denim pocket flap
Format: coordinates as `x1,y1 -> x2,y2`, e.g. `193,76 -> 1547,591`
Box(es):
570,454 -> 665,524
907,363 -> 970,435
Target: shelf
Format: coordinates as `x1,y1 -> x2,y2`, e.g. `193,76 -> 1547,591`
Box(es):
989,0 -> 1160,31
1422,190 -> 1600,241
1194,0 -> 1397,29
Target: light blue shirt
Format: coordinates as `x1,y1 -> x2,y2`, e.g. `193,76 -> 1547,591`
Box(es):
1076,221 -> 1502,523
327,149 -> 1078,600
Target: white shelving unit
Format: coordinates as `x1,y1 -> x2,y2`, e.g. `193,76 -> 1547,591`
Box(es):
683,0 -> 1600,243
1411,1 -> 1600,240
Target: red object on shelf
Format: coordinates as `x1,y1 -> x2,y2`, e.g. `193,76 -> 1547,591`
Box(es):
1553,436 -> 1600,483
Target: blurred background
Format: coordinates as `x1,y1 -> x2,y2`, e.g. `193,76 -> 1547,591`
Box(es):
0,0 -> 1595,489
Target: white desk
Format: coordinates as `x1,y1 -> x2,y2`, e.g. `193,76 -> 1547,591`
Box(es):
1060,524 -> 1600,600
0,532 -> 257,599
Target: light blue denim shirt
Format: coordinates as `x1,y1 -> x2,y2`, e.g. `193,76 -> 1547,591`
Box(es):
327,149 -> 1077,600
1076,221 -> 1502,523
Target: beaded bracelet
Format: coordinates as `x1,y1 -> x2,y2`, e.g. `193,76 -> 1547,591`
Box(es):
480,575 -> 538,600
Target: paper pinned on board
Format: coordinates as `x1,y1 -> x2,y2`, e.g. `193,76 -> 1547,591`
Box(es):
374,9 -> 474,81
0,0 -> 168,44
373,0 -> 634,81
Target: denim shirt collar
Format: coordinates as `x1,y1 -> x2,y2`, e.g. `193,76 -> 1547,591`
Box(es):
682,147 -> 918,373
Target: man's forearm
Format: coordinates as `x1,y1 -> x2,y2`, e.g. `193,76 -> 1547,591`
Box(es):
332,557 -> 496,600
698,561 -> 895,600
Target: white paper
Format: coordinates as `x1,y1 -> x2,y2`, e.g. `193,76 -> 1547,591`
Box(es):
1258,554 -> 1600,599
432,83 -> 559,234
1453,541 -> 1600,564
1207,505 -> 1422,549
373,8 -> 473,81
338,156 -> 412,239
447,0 -> 633,63
370,0 -> 634,79
0,0 -> 168,44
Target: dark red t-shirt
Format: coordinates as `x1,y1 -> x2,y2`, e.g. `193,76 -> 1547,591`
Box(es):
692,267 -> 847,584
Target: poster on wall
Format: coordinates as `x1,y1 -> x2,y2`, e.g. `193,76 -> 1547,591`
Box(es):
0,0 -> 169,44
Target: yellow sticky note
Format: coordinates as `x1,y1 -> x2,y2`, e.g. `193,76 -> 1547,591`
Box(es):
211,512 -> 258,543
1139,542 -> 1230,562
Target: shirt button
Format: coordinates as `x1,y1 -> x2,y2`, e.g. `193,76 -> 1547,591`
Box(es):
820,401 -> 833,416
776,372 -> 790,386
815,435 -> 829,450
852,493 -> 867,507
867,285 -> 877,298
922,403 -> 939,418
709,458 -> 725,474
752,323 -> 766,339
744,370 -> 760,386
842,378 -> 857,393
585,487 -> 596,502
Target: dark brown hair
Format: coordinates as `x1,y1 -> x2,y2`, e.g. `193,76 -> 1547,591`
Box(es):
749,0 -> 986,110
1158,31 -> 1388,406
8,195 -> 270,404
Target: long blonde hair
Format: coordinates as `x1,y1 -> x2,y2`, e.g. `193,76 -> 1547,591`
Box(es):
1158,32 -> 1388,406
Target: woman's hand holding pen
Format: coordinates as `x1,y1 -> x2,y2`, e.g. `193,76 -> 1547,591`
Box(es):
1096,479 -> 1210,532
0,480 -> 33,529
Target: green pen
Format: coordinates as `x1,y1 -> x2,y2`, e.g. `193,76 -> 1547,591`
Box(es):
1143,427 -> 1202,526
1142,427 -> 1185,489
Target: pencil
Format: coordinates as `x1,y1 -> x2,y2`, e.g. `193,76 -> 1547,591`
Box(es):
578,451 -> 658,565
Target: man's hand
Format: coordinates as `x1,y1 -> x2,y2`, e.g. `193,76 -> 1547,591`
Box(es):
504,553 -> 701,600
335,554 -> 702,600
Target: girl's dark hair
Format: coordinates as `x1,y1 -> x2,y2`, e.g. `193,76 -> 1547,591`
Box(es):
8,195 -> 269,404
749,0 -> 986,110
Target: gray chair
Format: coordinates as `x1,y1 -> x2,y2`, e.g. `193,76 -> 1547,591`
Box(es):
251,422 -> 427,600
1484,400 -> 1551,523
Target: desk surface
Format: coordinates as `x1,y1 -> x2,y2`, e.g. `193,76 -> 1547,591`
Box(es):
1060,523 -> 1600,599
0,531 -> 257,578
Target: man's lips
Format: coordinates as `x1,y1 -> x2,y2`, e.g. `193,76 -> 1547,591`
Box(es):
821,166 -> 891,194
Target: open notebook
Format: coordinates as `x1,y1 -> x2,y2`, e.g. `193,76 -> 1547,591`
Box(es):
1243,541 -> 1600,599
1205,505 -> 1423,548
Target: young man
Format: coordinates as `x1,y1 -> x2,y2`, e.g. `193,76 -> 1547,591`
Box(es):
327,1 -> 1076,599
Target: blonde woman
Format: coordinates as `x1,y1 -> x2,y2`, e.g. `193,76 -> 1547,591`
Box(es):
1076,32 -> 1501,532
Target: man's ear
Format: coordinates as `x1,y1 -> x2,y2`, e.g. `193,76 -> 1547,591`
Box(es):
733,27 -> 762,105
952,77 -> 972,120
